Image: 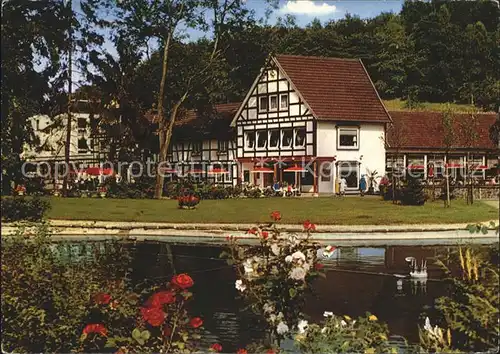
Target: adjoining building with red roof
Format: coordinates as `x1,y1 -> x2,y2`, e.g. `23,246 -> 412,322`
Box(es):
161,55 -> 498,194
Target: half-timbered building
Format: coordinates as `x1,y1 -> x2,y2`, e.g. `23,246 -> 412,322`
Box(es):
167,54 -> 392,194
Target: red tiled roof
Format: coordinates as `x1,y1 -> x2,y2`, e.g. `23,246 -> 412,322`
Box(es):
388,111 -> 497,150
275,55 -> 391,123
175,102 -> 240,126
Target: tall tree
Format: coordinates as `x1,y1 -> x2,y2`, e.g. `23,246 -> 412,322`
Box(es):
1,0 -> 67,194
442,105 -> 456,208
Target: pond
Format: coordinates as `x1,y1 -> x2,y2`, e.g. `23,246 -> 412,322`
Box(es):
56,240 -> 490,352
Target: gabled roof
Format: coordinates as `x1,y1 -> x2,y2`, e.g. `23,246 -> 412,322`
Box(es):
274,55 -> 391,123
388,111 -> 497,150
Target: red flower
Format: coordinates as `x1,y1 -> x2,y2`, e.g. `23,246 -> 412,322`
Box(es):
148,291 -> 175,308
261,231 -> 269,239
237,349 -> 248,354
171,273 -> 194,289
314,263 -> 324,270
270,211 -> 281,221
303,220 -> 316,231
210,343 -> 223,352
189,317 -> 203,328
83,323 -> 108,337
94,292 -> 111,305
140,307 -> 166,327
247,228 -> 257,235
266,350 -> 277,354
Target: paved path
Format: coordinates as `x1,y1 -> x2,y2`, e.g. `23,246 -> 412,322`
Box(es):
2,218 -> 498,245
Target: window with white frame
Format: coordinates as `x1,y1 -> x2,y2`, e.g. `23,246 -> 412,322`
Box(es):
280,94 -> 288,110
269,95 -> 278,111
218,140 -> 228,154
269,130 -> 280,149
294,128 -> 306,148
281,129 -> 293,148
245,131 -> 255,149
192,141 -> 202,155
256,131 -> 267,149
78,138 -> 89,153
259,96 -> 268,112
338,127 -> 359,149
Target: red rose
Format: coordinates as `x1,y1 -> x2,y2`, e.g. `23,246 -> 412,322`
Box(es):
247,228 -> 257,235
261,231 -> 269,239
140,306 -> 166,327
83,323 -> 108,336
270,211 -> 281,221
189,317 -> 203,328
237,349 -> 248,354
148,291 -> 175,308
303,220 -> 316,231
210,343 -> 223,352
314,263 -> 324,270
171,273 -> 194,289
94,292 -> 111,305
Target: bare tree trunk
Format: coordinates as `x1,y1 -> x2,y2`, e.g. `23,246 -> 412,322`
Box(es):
153,32 -> 172,199
63,0 -> 73,196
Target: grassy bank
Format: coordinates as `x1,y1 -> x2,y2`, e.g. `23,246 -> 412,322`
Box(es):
44,197 -> 497,225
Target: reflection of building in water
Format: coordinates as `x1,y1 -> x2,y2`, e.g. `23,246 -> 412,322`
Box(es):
323,247 -> 386,268
410,279 -> 427,295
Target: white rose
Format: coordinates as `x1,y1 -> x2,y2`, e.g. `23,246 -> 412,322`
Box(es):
235,279 -> 246,292
277,321 -> 289,335
289,267 -> 307,281
323,311 -> 334,317
270,243 -> 280,256
341,320 -> 347,327
285,255 -> 293,263
263,303 -> 275,313
297,319 -> 309,334
291,251 -> 306,261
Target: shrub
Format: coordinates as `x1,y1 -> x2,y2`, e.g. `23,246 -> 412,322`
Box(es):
246,187 -> 262,198
401,177 -> 426,206
1,196 -> 51,222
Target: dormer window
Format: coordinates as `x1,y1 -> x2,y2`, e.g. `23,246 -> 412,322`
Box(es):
192,141 -> 202,155
280,94 -> 288,110
269,95 -> 278,111
259,97 -> 268,112
338,127 -> 359,150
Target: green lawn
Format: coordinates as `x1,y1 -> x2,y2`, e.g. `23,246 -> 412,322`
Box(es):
45,197 -> 497,225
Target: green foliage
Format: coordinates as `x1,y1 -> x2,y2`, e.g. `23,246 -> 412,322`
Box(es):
1,225 -> 133,353
295,313 -> 397,354
1,196 -> 51,222
433,246 -> 500,352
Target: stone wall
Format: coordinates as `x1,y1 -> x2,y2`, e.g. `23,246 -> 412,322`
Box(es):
424,185 -> 499,200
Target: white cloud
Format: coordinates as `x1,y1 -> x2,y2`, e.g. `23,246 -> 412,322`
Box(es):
280,1 -> 338,16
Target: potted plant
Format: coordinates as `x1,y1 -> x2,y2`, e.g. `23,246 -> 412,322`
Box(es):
177,194 -> 200,209
98,186 -> 107,198
15,184 -> 26,196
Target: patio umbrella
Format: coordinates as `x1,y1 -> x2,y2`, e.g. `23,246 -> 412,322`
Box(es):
407,164 -> 424,170
84,167 -> 114,176
250,167 -> 274,173
470,165 -> 487,170
428,166 -> 434,178
445,163 -> 463,168
207,168 -> 228,174
283,165 -> 307,187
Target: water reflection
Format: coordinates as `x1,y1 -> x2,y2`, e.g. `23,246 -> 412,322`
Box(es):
53,241 -> 487,351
